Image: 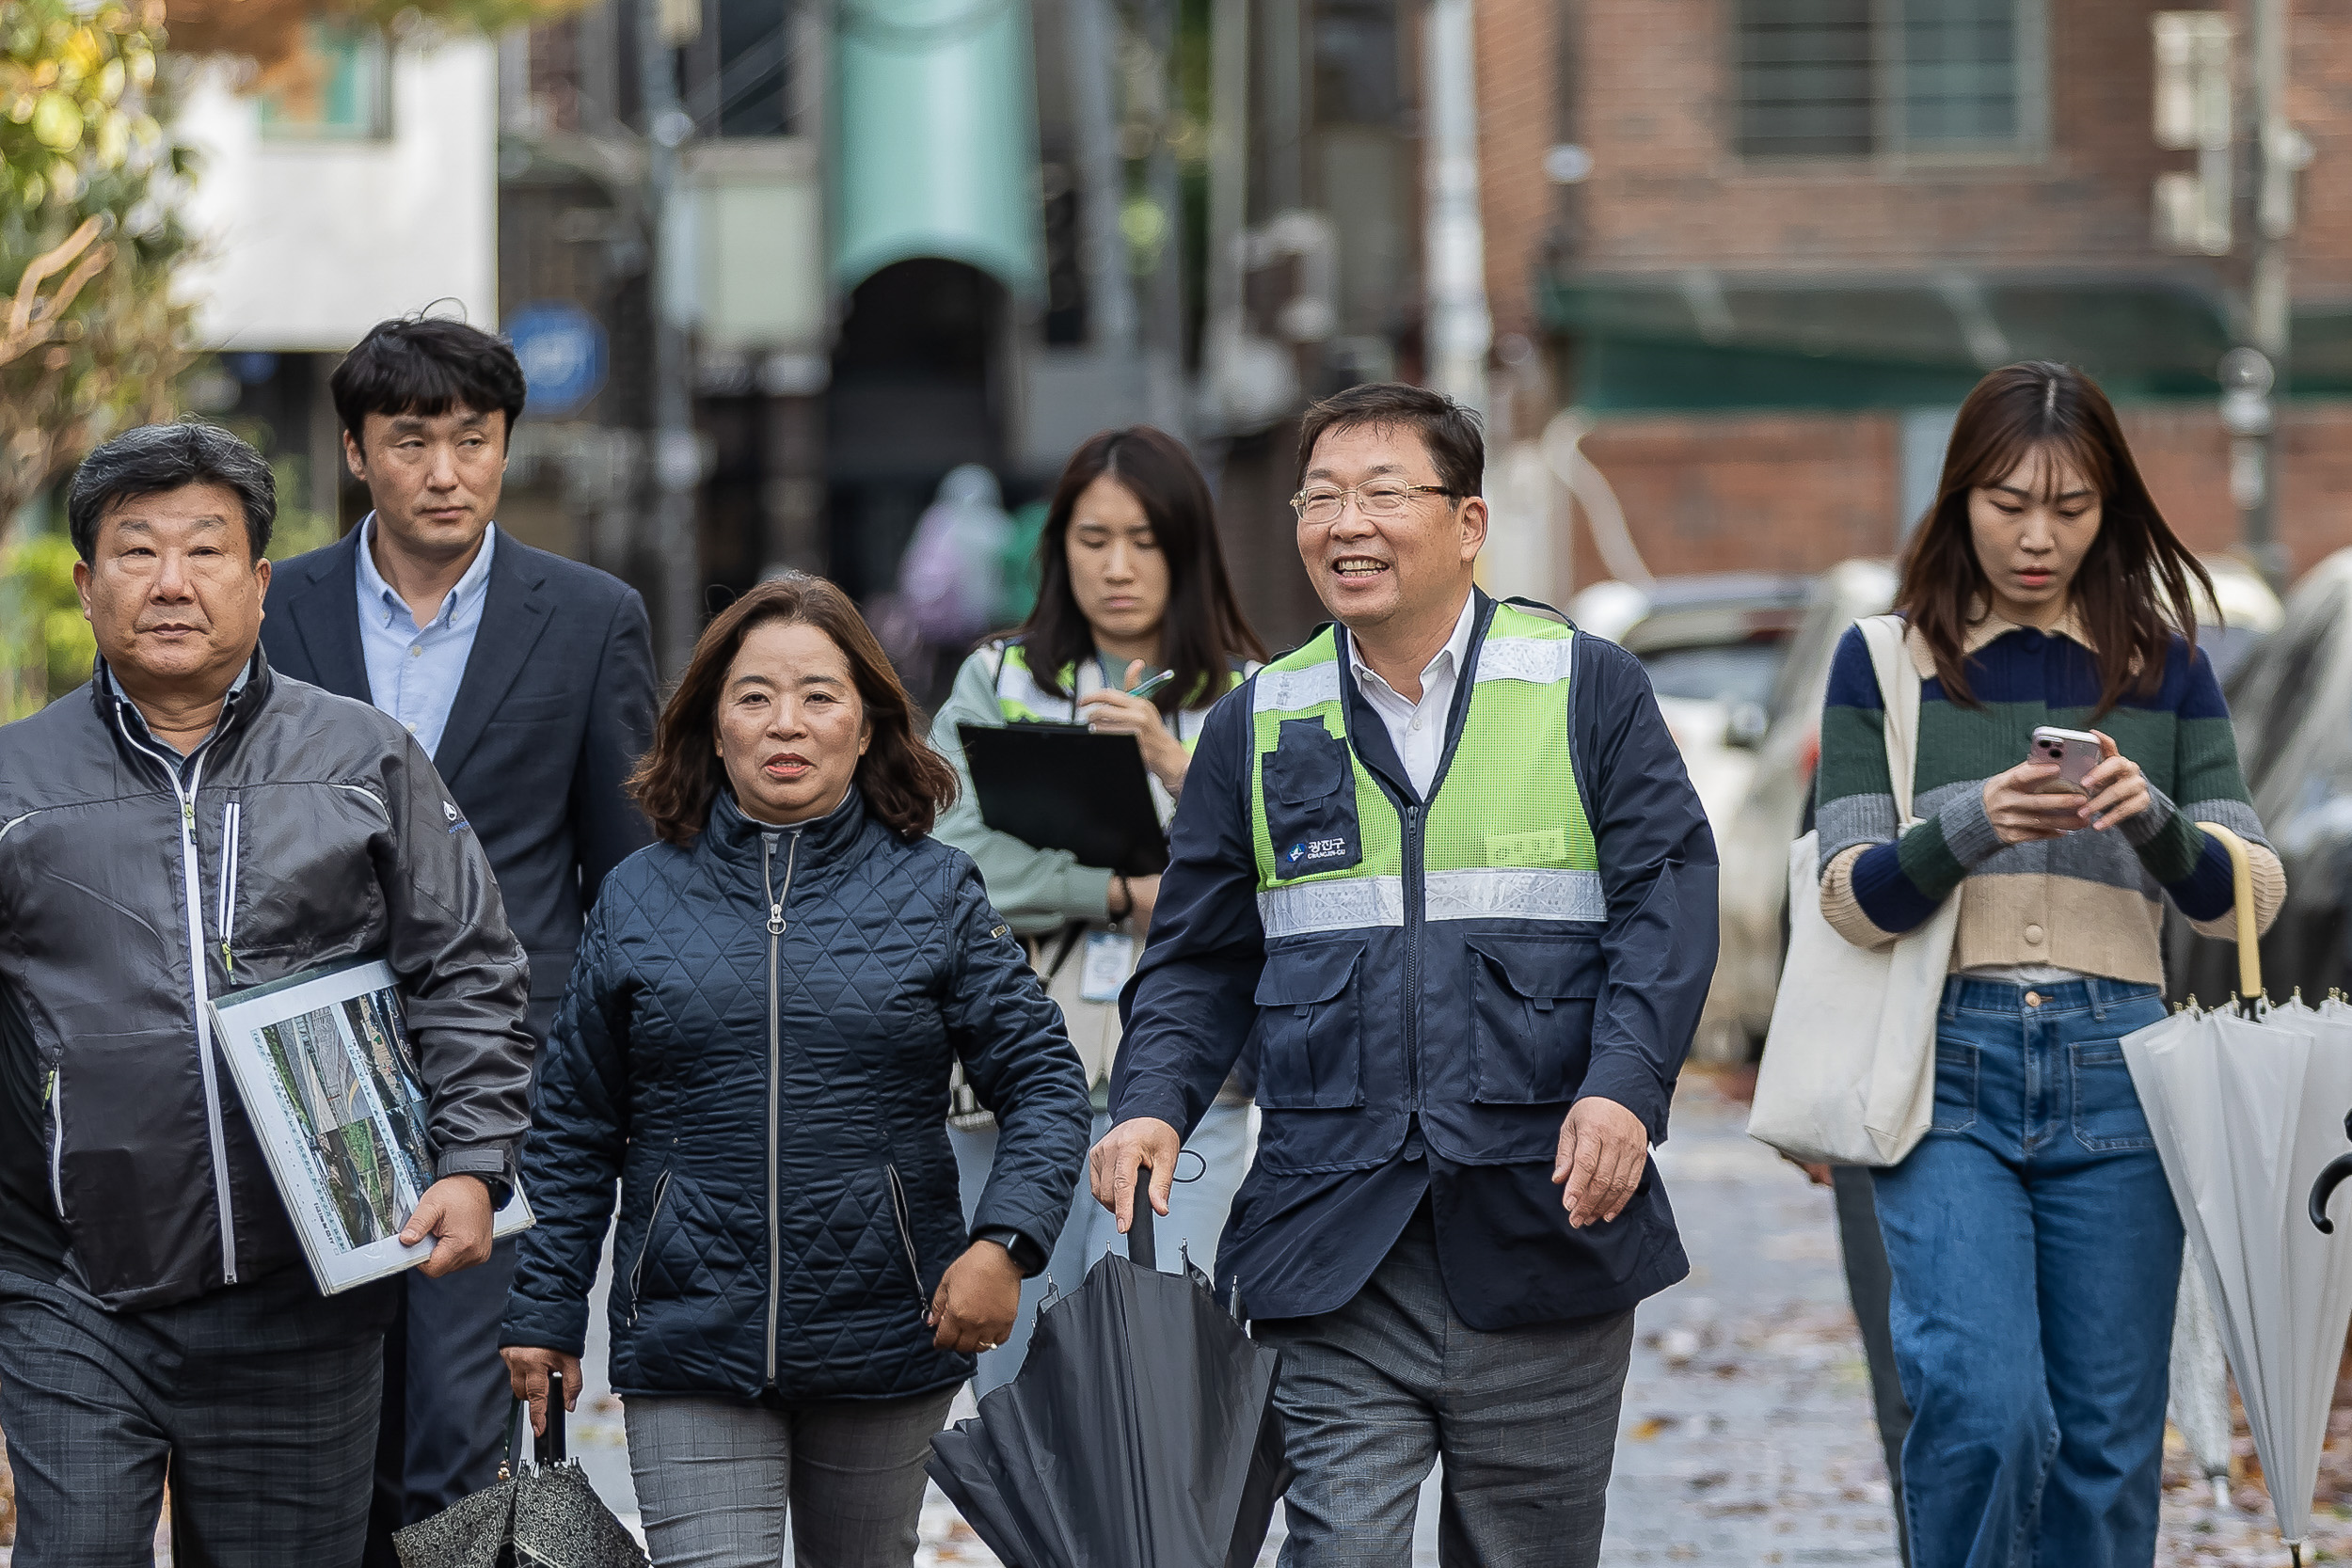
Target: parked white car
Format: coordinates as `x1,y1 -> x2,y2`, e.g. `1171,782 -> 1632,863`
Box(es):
1570,574 -> 1811,1061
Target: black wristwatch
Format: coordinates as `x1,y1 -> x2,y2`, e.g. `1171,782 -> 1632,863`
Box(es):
974,1226 -> 1047,1277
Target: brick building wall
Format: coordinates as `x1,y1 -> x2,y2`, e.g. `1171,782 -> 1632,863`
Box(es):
1549,403 -> 2352,596
1563,0 -> 2199,275
2285,2 -> 2352,293
1470,0 -> 1559,345
1461,0 -> 2352,602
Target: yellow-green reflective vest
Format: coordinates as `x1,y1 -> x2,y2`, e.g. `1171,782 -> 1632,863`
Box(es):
1242,598 -> 1606,1175
989,641 -> 1221,756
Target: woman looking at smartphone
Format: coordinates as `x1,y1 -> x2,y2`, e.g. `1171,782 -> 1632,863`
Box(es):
1812,361 -> 2281,1567
930,425 -> 1266,1391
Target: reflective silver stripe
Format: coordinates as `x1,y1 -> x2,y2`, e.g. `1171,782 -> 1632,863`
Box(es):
994,654 -> 1080,721
1424,867 -> 1606,924
1257,876 -> 1406,938
1472,636 -> 1576,687
1253,661 -> 1343,715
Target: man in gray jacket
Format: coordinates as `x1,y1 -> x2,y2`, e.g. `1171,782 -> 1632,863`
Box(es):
0,421 -> 534,1563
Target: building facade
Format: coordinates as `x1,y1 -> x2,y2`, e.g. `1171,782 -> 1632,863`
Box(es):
1477,0 -> 2352,594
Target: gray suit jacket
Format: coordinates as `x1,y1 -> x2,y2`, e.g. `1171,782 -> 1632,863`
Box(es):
262,528 -> 659,1026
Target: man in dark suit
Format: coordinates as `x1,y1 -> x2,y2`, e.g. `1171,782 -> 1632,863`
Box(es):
260,317 -> 658,1560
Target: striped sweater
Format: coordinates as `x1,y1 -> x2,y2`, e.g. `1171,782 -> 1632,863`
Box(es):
1817,610 -> 2282,986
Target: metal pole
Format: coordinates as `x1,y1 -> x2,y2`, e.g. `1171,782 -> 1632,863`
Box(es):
1144,0 -> 1187,432
1422,0 -> 1490,416
1200,0 -> 1249,432
1068,0 -> 1137,359
638,0 -> 704,673
2241,0 -> 2292,588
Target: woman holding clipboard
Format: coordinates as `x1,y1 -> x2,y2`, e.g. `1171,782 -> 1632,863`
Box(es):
930,425 -> 1266,1390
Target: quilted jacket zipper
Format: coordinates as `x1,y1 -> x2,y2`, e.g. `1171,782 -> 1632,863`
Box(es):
628,1168 -> 675,1326
885,1164 -> 926,1310
760,828 -> 802,1385
114,704 -> 239,1285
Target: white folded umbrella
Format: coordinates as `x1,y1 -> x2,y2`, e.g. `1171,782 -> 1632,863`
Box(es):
2123,824 -> 2352,1560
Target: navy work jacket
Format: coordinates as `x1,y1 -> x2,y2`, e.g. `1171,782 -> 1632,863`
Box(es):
1111,593 -> 1717,1330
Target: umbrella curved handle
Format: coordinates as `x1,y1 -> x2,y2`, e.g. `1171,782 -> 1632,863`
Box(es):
1129,1165 -> 1157,1271
2195,822 -> 2261,1003
2312,1153 -> 2352,1235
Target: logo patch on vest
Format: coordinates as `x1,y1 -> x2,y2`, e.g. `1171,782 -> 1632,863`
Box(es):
1485,827 -> 1567,867
1284,837 -> 1353,868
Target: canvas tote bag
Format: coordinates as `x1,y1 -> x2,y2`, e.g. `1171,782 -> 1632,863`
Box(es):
1747,614 -> 1961,1166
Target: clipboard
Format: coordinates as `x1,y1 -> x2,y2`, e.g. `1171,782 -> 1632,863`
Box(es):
959,722 -> 1170,877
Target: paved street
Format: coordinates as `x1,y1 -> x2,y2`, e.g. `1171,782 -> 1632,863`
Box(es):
25,1072 -> 2344,1563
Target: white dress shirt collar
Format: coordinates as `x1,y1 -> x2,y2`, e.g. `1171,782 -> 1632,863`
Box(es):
1342,589 -> 1479,797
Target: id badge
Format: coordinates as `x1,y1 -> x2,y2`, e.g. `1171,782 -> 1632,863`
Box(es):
1080,931 -> 1137,1003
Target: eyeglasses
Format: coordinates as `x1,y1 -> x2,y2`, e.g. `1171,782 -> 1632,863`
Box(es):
1289,482 -> 1458,525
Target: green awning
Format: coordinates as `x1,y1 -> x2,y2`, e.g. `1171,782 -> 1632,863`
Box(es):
830,0 -> 1044,297
1535,272 -> 2316,411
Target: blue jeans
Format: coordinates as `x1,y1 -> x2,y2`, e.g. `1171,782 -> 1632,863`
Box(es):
1872,976 -> 2181,1568
950,1101 -> 1253,1394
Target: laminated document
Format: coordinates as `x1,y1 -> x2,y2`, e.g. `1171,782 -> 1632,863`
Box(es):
209,958 -> 532,1293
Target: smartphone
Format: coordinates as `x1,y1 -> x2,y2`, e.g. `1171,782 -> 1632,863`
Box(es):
2026,725 -> 2102,795
1125,669 -> 1176,700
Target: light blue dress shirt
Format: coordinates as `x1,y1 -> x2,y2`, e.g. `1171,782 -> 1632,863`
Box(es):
354,515 -> 498,760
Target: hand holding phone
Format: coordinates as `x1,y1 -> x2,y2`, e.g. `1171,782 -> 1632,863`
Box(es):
2026,726 -> 2102,795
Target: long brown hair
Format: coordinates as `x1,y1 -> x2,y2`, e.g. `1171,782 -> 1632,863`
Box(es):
1014,426 -> 1267,711
1897,361 -> 2215,717
630,574 -> 958,845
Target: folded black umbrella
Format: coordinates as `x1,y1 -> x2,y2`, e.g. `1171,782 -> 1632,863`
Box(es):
393,1370 -> 648,1568
929,1182 -> 1294,1568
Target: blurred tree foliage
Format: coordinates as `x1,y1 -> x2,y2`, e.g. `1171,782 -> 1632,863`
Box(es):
1,0 -> 582,715
1,0 -> 192,536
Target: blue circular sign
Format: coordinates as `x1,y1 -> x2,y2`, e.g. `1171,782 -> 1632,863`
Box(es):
505,301 -> 608,419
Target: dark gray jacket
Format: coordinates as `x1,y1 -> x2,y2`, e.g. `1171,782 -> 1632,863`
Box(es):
0,651 -> 534,1309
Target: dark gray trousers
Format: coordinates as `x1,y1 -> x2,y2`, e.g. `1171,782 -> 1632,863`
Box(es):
0,1260 -> 397,1568
1254,1205 -> 1636,1568
623,1388 -> 958,1568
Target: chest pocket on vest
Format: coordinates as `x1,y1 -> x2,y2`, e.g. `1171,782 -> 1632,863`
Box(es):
1263,720 -> 1362,881
1465,934 -> 1599,1104
1253,940 -> 1366,1109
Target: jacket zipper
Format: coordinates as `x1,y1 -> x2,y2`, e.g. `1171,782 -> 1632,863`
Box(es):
115,706 -> 240,1285
628,1168 -> 675,1326
216,802 -> 242,982
885,1163 -> 926,1310
45,1071 -> 63,1216
1403,802 -> 1422,1106
760,828 -> 802,1385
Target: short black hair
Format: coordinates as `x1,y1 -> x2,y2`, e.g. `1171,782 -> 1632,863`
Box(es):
331,316 -> 527,448
67,421 -> 277,563
1295,382 -> 1485,499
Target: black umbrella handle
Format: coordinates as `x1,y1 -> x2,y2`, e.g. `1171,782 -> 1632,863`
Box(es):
537,1367 -> 567,1465
1130,1164 -> 1157,1271
2312,1152 -> 2352,1234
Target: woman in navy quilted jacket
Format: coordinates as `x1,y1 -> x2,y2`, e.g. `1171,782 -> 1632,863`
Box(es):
499,574 -> 1090,1568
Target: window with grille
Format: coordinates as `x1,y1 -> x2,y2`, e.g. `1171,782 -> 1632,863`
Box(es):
1735,0 -> 2045,160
